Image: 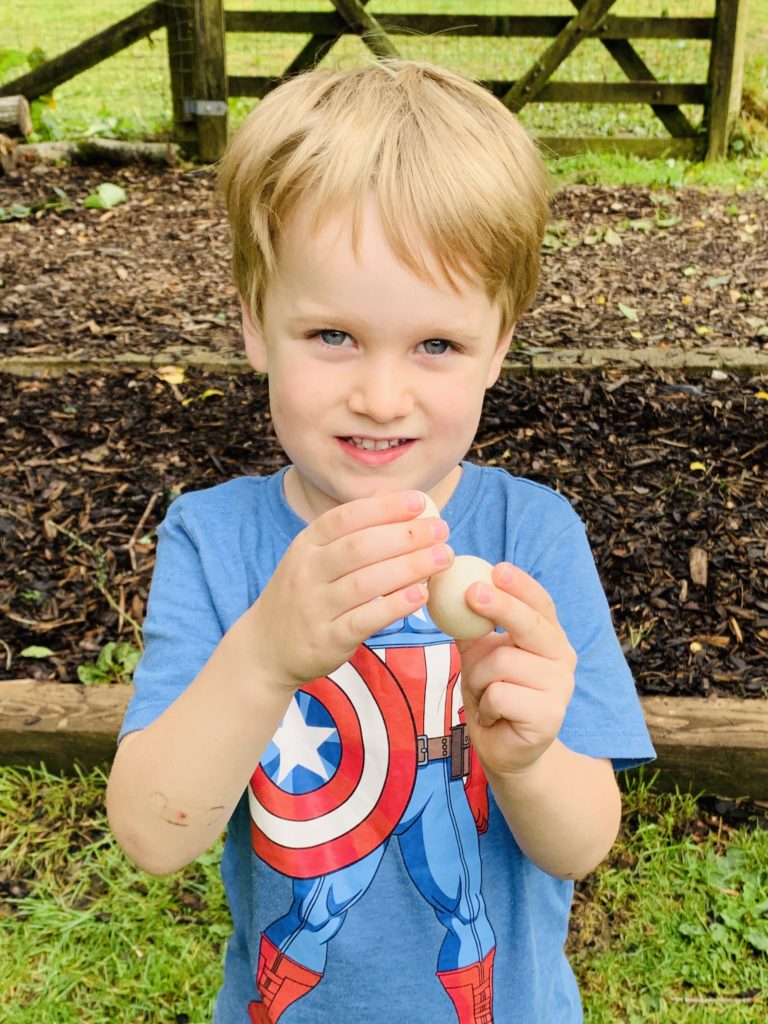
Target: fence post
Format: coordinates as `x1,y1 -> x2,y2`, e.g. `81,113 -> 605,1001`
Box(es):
166,0 -> 228,161
706,0 -> 749,160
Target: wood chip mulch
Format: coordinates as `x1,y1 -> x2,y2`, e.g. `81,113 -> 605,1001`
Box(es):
2,368 -> 766,697
1,165 -> 766,358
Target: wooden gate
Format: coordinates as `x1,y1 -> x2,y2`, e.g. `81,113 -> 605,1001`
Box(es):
0,1 -> 749,163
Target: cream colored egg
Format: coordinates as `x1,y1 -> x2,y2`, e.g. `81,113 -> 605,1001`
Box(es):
415,492 -> 440,519
427,555 -> 495,640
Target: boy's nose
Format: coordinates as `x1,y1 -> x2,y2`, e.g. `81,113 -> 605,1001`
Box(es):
347,362 -> 414,423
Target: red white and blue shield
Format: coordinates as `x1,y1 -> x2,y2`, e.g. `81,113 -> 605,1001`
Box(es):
249,645 -> 417,878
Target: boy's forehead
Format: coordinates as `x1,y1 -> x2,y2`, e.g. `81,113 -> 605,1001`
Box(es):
276,196 -> 484,304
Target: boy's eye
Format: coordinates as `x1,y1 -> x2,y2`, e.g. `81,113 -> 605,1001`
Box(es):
317,329 -> 350,347
421,339 -> 452,356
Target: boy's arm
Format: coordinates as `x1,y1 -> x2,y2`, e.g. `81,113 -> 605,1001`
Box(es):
107,490 -> 454,876
457,563 -> 622,880
107,606 -> 296,877
483,743 -> 620,880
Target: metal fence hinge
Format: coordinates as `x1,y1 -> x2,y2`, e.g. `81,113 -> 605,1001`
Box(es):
183,99 -> 228,117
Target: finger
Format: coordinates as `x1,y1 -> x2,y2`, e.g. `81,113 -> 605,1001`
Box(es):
337,581 -> 429,644
322,516 -> 450,584
308,491 -> 431,546
464,581 -> 575,663
329,543 -> 455,616
475,679 -> 567,736
491,563 -> 558,624
462,644 -> 575,701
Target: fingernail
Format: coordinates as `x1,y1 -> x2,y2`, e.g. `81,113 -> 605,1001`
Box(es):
475,583 -> 493,604
497,563 -> 515,584
406,583 -> 426,603
432,544 -> 452,567
430,519 -> 449,540
405,491 -> 424,514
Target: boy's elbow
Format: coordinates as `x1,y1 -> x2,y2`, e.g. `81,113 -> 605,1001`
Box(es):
108,813 -> 187,877
106,764 -> 187,877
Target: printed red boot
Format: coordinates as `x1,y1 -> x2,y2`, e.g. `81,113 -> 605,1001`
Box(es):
247,933 -> 323,1023
436,946 -> 495,1024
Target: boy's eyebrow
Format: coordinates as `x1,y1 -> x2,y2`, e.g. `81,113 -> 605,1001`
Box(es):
287,312 -> 484,343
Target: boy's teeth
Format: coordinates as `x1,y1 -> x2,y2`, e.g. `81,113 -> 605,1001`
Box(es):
350,437 -> 405,450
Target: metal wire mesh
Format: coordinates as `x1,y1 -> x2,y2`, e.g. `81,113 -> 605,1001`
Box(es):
0,1 -> 716,143
227,0 -> 715,139
0,0 -> 171,139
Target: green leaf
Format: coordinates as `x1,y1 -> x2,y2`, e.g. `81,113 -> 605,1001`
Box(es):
77,664 -> 108,685
8,203 -> 31,220
84,183 -> 127,210
542,231 -> 562,251
744,927 -> 768,953
114,642 -> 140,673
21,646 -> 55,658
618,302 -> 640,322
0,48 -> 28,77
655,215 -> 682,229
603,227 -> 623,247
679,921 -> 707,937
26,46 -> 48,70
96,641 -> 118,672
719,907 -> 745,930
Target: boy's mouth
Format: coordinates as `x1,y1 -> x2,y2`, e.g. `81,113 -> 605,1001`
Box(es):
336,436 -> 415,465
346,437 -> 410,451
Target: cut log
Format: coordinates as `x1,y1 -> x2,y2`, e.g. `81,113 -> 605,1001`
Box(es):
0,94 -> 32,137
0,133 -> 17,175
1,682 -> 767,798
16,138 -> 179,167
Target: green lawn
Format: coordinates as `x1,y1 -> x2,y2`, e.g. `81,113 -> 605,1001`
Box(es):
2,765 -> 767,1022
1,0 -> 766,177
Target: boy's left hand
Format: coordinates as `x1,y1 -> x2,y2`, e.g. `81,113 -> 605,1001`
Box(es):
456,563 -> 577,779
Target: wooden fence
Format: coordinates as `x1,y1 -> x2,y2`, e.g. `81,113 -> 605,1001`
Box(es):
0,1 -> 750,163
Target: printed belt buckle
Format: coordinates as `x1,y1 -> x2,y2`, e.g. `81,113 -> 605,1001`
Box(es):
416,734 -> 428,766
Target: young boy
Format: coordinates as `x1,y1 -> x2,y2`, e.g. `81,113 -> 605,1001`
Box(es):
107,59 -> 654,1023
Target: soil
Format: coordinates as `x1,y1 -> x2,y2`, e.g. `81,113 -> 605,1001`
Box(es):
1,165 -> 766,696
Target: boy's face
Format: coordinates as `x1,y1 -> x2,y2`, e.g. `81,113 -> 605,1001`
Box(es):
243,196 -> 513,521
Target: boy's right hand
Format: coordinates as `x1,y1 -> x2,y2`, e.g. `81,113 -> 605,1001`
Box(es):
247,491 -> 453,690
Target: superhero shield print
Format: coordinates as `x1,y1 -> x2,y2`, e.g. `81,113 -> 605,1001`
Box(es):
249,644 -> 418,878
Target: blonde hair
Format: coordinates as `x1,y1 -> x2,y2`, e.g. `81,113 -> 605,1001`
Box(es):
218,59 -> 549,333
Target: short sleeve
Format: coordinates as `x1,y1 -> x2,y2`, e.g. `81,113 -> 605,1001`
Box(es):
118,498 -> 226,740
527,519 -> 655,772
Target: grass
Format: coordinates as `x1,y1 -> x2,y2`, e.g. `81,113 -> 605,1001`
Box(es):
0,0 -> 766,187
572,774 -> 768,1022
1,765 -> 767,1023
0,766 -> 229,1023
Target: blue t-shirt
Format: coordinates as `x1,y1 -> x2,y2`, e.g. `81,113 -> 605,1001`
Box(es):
119,461 -> 654,1023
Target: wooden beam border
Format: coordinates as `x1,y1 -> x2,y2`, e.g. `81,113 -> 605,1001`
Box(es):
329,0 -> 399,59
569,0 -> 695,138
1,682 -> 767,798
223,12 -> 714,41
229,76 -> 706,108
502,0 -> 618,112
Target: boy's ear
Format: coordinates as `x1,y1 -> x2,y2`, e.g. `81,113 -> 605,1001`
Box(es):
241,298 -> 268,373
485,325 -> 515,388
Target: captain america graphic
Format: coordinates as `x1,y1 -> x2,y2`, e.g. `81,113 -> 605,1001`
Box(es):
247,607 -> 496,1024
